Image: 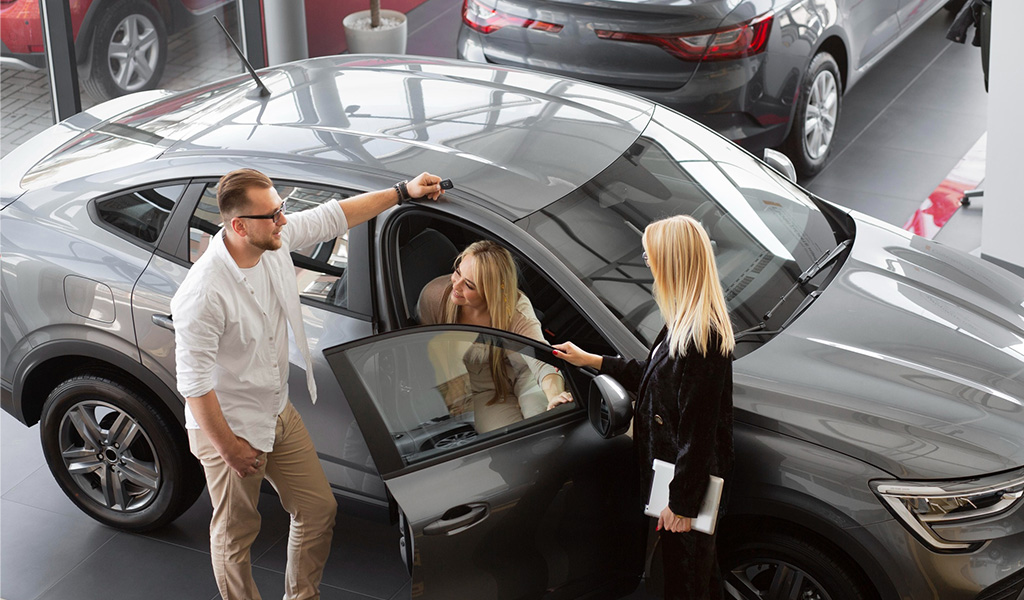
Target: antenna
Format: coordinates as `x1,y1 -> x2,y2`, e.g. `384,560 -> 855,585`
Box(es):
214,16 -> 270,98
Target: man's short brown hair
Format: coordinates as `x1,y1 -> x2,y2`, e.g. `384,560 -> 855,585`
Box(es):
216,168 -> 274,218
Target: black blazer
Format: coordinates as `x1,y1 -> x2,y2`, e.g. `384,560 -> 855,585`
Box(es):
601,327 -> 733,517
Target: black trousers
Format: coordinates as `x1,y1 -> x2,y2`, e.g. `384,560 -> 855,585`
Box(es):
660,528 -> 723,600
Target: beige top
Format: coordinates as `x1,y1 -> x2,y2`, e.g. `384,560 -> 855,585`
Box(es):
417,275 -> 560,433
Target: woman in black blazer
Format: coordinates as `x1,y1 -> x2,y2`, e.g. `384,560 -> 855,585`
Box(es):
553,215 -> 734,600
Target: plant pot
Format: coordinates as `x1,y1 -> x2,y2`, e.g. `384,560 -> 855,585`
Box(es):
343,9 -> 408,54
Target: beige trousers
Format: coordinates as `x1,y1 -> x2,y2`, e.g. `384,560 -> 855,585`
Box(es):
189,402 -> 338,600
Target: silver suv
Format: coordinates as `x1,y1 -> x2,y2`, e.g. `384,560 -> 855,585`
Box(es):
2,56 -> 1023,600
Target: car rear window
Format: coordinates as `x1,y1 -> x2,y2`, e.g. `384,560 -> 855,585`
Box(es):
95,184 -> 184,245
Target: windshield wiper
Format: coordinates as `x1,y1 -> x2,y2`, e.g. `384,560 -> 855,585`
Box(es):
735,239 -> 852,340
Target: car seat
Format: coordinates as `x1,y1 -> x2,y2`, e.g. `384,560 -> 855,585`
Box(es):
400,228 -> 459,322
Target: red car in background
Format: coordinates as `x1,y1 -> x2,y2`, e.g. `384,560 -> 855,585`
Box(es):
0,0 -> 231,100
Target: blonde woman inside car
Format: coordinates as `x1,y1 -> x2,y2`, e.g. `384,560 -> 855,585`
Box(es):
417,240 -> 573,433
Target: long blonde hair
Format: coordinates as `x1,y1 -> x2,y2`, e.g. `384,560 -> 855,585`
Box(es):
644,215 -> 735,358
441,240 -> 519,403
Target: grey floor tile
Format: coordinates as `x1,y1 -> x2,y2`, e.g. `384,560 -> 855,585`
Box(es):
2,465 -> 87,519
852,104 -> 987,160
806,183 -> 925,227
407,0 -> 462,59
255,509 -> 409,600
1,411 -> 45,496
249,565 -> 383,600
891,63 -> 988,117
35,532 -> 219,600
810,143 -> 957,204
1,499 -> 118,600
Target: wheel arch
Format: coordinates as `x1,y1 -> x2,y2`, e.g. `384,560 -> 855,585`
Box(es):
721,490 -> 898,600
13,340 -> 184,430
815,35 -> 850,93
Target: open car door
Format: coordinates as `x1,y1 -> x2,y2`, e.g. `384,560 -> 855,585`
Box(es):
324,325 -> 645,599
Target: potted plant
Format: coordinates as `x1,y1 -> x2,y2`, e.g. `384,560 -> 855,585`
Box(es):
343,0 -> 407,54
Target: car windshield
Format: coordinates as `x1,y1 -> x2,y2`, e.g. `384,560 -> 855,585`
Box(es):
518,106 -> 841,350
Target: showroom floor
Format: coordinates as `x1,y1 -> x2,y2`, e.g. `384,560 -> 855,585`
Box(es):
0,4 -> 992,600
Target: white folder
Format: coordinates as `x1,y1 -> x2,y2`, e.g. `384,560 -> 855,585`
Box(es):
645,458 -> 724,535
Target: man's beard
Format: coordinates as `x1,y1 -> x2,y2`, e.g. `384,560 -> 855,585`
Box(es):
248,231 -> 282,252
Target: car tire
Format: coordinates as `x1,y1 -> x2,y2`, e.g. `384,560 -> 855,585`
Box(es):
782,52 -> 842,179
721,529 -> 877,600
40,374 -> 204,532
82,0 -> 168,101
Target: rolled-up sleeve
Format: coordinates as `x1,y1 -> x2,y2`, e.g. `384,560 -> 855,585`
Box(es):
172,288 -> 225,399
282,199 -> 350,251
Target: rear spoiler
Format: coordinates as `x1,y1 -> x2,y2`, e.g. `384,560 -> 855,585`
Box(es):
0,89 -> 172,209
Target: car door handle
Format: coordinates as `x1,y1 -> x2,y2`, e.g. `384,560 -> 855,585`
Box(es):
423,503 -> 489,536
152,314 -> 175,331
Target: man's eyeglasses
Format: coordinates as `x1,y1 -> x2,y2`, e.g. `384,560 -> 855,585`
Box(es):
238,202 -> 286,225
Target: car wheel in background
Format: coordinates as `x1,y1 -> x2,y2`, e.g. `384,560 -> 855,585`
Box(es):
721,529 -> 877,600
783,52 -> 842,179
40,375 -> 204,532
82,0 -> 168,101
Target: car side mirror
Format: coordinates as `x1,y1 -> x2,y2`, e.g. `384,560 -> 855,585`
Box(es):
763,148 -> 798,183
588,374 -> 633,439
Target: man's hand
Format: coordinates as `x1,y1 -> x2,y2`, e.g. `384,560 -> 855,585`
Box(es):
223,436 -> 261,478
408,172 -> 444,201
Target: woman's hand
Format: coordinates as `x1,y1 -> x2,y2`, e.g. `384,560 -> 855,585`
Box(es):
546,391 -> 573,411
657,506 -> 692,533
552,342 -> 602,370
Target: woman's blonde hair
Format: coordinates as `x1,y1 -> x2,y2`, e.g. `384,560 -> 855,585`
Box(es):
441,240 -> 519,403
644,215 -> 735,358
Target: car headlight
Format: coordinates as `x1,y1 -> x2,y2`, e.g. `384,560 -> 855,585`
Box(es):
872,467 -> 1024,552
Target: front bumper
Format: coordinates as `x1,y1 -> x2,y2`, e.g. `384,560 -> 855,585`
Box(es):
866,517 -> 1024,600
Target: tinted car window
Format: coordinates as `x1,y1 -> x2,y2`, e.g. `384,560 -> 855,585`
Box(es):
519,106 -> 838,348
95,184 -> 184,244
337,328 -> 577,466
190,183 -> 353,310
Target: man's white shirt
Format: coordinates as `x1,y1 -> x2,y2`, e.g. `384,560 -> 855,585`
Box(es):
171,200 -> 349,452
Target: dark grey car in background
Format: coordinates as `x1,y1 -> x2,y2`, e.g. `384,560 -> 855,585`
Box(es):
457,0 -> 951,177
2,56 -> 1023,600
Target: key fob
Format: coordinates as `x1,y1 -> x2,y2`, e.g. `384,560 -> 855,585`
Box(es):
440,179 -> 454,190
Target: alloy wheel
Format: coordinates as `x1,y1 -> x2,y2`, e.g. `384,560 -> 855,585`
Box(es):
58,400 -> 162,512
107,13 -> 161,92
729,558 -> 833,600
802,70 -> 838,161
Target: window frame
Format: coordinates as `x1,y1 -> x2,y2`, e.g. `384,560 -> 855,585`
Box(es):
87,180 -> 190,250
160,177 -> 375,319
380,205 -> 618,361
323,324 -> 593,478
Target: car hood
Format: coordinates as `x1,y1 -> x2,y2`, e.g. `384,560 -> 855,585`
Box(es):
736,215 -> 1024,479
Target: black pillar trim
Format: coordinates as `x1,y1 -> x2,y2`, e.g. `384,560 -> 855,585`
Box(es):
981,253 -> 1024,281
238,0 -> 267,70
39,0 -> 81,123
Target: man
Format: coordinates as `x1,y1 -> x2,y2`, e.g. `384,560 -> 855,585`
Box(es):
172,169 -> 444,600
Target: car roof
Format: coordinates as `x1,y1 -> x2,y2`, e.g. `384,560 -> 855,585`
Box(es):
24,56 -> 655,219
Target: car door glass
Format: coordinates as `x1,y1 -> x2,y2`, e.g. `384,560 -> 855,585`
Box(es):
94,184 -> 184,245
337,328 -> 577,466
189,183 -> 353,309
